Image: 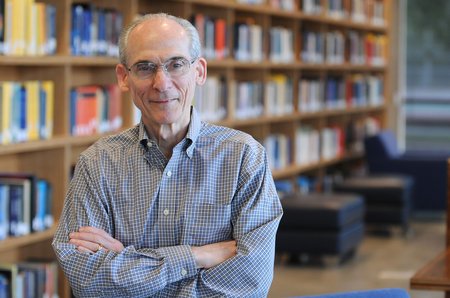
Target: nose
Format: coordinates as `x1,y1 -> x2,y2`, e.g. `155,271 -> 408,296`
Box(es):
151,68 -> 172,92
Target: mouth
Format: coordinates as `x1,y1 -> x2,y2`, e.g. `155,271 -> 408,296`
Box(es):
150,97 -> 178,104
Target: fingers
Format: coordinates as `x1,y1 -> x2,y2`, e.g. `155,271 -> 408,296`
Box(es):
69,238 -> 105,254
69,226 -> 124,254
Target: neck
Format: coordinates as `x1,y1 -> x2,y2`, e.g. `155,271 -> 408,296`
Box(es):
145,121 -> 189,159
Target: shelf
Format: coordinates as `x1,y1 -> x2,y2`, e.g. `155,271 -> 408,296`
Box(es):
0,225 -> 57,253
0,131 -> 126,155
218,105 -> 386,128
0,0 -> 392,297
0,55 -> 118,67
272,151 -> 364,179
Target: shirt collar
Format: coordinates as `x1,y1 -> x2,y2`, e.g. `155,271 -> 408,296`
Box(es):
138,106 -> 201,158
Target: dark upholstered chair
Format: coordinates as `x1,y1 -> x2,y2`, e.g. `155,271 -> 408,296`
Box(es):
276,192 -> 365,263
296,288 -> 410,298
333,175 -> 413,234
364,130 -> 449,212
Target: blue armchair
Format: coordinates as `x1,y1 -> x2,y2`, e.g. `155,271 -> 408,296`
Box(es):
364,130 -> 449,211
297,288 -> 410,298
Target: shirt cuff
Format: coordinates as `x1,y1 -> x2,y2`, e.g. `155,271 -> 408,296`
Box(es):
158,244 -> 198,283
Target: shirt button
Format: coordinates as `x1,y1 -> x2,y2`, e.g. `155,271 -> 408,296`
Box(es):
181,269 -> 187,276
166,170 -> 172,177
147,142 -> 152,148
163,209 -> 170,216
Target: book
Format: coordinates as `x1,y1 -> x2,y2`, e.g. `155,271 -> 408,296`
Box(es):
17,261 -> 58,298
0,184 -> 9,240
214,18 -> 227,60
0,173 -> 53,235
72,85 -> 99,136
24,81 -> 40,141
0,260 -> 58,298
0,0 -> 4,54
0,175 -> 32,236
40,81 -> 54,140
0,263 -> 18,298
0,82 -> 13,144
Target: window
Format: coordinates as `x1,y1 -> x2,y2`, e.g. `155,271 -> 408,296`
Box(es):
405,0 -> 450,150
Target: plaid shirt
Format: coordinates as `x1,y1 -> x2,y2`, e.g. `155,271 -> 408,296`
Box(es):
53,107 -> 283,297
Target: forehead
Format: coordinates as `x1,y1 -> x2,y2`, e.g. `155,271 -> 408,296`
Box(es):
127,18 -> 191,63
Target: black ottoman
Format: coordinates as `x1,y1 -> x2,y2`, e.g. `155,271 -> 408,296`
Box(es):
276,192 -> 365,264
333,175 -> 413,234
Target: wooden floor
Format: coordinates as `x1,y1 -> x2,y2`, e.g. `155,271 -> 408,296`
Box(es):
268,217 -> 447,298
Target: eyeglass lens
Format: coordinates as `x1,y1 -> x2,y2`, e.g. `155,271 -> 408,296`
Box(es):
130,57 -> 192,79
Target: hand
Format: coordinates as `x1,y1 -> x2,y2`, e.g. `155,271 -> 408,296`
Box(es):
191,240 -> 237,269
69,226 -> 124,254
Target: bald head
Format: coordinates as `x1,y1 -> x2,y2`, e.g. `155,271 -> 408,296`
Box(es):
118,13 -> 202,66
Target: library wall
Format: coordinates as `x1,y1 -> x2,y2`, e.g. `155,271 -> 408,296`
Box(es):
0,0 -> 394,296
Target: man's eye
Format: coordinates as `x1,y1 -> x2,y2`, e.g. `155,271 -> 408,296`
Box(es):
169,60 -> 185,69
136,63 -> 155,72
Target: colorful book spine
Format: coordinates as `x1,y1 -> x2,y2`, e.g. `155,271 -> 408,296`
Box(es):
70,84 -> 122,136
0,173 -> 53,239
1,0 -> 56,56
0,81 -> 54,145
70,3 -> 122,57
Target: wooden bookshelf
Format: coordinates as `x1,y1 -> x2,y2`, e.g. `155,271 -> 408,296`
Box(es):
0,0 -> 395,296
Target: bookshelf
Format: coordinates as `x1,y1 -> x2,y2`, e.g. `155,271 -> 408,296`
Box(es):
0,0 -> 395,296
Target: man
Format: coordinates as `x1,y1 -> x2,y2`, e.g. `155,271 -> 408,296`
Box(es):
53,13 -> 283,297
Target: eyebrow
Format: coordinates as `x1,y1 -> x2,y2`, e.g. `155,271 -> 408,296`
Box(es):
132,56 -> 187,66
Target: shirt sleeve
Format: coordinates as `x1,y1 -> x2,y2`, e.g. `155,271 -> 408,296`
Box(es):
52,156 -> 199,297
193,143 -> 283,297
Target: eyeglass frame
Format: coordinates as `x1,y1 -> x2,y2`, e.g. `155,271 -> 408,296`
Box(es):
125,56 -> 198,80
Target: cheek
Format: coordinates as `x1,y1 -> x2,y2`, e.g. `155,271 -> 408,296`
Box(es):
178,77 -> 197,103
130,87 -> 148,109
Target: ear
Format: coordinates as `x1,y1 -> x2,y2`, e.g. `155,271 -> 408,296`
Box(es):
195,57 -> 207,86
116,64 -> 130,92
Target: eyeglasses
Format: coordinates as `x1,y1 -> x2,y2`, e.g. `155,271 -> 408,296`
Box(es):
126,57 -> 197,80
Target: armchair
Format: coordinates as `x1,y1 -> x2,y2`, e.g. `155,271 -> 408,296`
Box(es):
364,130 -> 449,211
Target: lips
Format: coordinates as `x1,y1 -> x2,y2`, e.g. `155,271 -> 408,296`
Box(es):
150,97 -> 178,103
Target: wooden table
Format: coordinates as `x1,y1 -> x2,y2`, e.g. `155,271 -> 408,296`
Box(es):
410,249 -> 450,298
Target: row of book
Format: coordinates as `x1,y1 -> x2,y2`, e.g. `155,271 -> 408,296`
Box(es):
71,3 -> 123,57
350,0 -> 385,24
264,116 -> 381,170
274,176 -> 317,197
195,74 -> 295,122
0,260 -> 58,298
191,14 -> 228,61
194,74 -> 383,122
269,27 -> 295,63
193,14 -> 299,63
265,74 -> 294,116
298,74 -> 384,112
232,81 -> 264,120
0,0 -> 56,56
235,0 -> 385,24
275,173 -> 343,197
0,81 -> 54,145
70,84 -> 122,136
234,22 -> 264,62
194,76 -> 228,122
270,0 -> 297,10
264,126 -> 344,170
323,0 -> 384,24
0,173 -> 53,240
302,30 -> 386,66
238,0 -> 297,10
